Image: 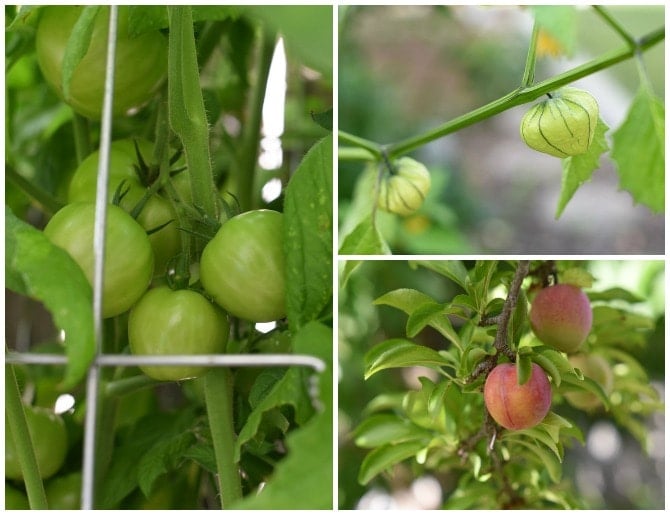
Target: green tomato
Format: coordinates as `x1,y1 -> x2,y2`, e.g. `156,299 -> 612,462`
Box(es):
128,287 -> 230,381
5,405 -> 68,480
68,139 -> 182,277
35,6 -> 167,119
377,157 -> 431,216
44,202 -> 154,318
45,472 -> 82,509
5,484 -> 30,509
200,210 -> 286,322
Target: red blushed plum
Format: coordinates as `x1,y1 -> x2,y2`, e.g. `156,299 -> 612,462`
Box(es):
484,363 -> 552,430
529,284 -> 593,353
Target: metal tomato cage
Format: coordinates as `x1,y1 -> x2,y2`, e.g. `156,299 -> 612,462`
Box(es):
5,7 -> 326,509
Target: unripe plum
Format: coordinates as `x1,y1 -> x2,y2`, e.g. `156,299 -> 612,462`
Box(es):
529,284 -> 592,353
564,353 -> 613,410
484,363 -> 552,430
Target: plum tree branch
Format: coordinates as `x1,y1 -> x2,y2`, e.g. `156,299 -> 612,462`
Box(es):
466,261 -> 530,383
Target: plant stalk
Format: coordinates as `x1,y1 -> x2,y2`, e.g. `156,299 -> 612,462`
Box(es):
205,369 -> 242,508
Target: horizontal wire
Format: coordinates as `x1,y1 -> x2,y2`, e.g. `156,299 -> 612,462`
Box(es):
5,352 -> 326,373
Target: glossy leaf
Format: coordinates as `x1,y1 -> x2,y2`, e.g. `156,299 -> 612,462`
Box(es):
364,339 -> 454,380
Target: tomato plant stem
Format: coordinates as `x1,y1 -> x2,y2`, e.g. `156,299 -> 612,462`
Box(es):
6,166 -> 64,214
168,7 -> 218,221
205,368 -> 242,507
5,362 -> 49,509
236,26 -> 276,212
72,113 -> 92,164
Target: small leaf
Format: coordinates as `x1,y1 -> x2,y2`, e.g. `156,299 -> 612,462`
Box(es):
61,6 -> 100,101
516,354 -> 532,385
612,85 -> 664,213
358,440 -> 427,485
555,117 -> 609,219
338,216 -> 391,256
588,287 -> 643,303
374,289 -> 461,349
310,108 -> 333,131
406,301 -> 447,338
532,352 -> 562,387
364,339 -> 454,380
413,260 -> 468,289
511,437 -> 562,483
353,414 -> 429,448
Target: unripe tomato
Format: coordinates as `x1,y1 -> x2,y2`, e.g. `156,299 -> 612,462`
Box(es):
5,484 -> 30,509
68,139 -> 181,277
128,287 -> 230,381
35,6 -> 167,119
520,87 -> 599,158
44,202 -> 154,318
5,405 -> 68,480
377,157 -> 431,216
200,210 -> 286,322
45,471 -> 82,509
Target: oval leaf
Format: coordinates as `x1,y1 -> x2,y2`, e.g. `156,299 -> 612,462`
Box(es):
364,339 -> 453,380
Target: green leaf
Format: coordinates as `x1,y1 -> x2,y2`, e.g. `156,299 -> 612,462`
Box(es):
364,339 -> 454,380
611,85 -> 664,213
531,6 -> 577,57
560,373 -> 611,410
311,108 -> 333,131
406,301 -> 447,338
137,431 -> 195,496
588,287 -> 643,303
532,352 -> 562,387
511,437 -> 562,483
284,134 -> 333,331
555,117 -> 609,219
413,260 -> 468,289
5,207 -> 94,388
374,289 -> 461,349
242,6 -> 332,80
231,322 -> 332,509
61,6 -> 100,102
358,439 -> 427,485
339,216 -> 390,256
516,354 -> 532,385
354,414 -> 430,448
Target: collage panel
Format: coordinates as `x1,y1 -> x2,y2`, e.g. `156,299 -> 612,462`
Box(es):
338,5 -> 664,255
338,259 -> 664,509
6,5 -> 333,510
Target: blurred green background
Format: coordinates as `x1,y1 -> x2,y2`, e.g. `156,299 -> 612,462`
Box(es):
338,5 -> 664,254
338,260 -> 664,509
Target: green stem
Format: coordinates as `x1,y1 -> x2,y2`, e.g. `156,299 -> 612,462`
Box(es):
338,146 -> 377,161
521,22 -> 540,88
593,6 -> 637,48
72,114 -> 92,164
5,363 -> 49,509
6,167 -> 64,214
204,369 -> 242,508
386,27 -> 664,158
236,27 -> 276,211
168,6 -> 218,221
104,374 -> 157,397
338,130 -> 383,159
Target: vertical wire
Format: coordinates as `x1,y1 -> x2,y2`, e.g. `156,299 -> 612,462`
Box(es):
81,5 -> 118,510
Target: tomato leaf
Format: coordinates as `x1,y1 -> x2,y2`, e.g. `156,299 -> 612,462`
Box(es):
554,117 -> 609,219
231,322 -> 332,509
60,6 -> 100,102
283,134 -> 333,331
241,5 -> 332,80
5,207 -> 94,388
611,84 -> 664,213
